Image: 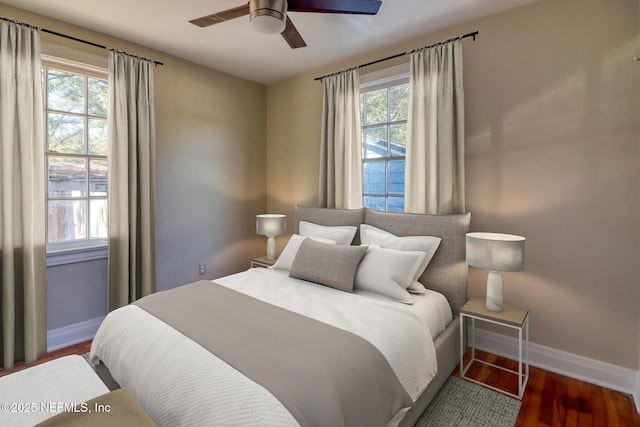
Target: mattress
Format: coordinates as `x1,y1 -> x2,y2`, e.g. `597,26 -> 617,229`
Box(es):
90,268 -> 450,426
217,268 -> 453,339
408,289 -> 454,338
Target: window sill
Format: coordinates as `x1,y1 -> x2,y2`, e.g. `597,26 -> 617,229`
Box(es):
46,245 -> 108,267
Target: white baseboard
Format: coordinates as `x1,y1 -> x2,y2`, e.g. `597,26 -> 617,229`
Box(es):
474,328 -> 640,413
47,316 -> 105,353
635,372 -> 640,414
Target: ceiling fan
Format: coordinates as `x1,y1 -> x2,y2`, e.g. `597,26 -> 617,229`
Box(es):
189,0 -> 382,49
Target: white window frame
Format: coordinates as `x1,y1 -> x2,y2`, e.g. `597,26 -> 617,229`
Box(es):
42,55 -> 109,265
360,66 -> 410,212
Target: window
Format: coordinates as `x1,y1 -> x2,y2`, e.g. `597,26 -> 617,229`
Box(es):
360,77 -> 409,212
43,60 -> 109,252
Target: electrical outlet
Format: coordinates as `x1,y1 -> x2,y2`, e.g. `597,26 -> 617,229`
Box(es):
198,263 -> 206,275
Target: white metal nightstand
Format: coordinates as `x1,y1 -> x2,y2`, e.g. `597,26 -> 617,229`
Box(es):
460,298 -> 529,399
250,256 -> 276,268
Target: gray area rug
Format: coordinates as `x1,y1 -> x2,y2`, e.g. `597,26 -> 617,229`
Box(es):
416,377 -> 521,427
82,353 -> 519,426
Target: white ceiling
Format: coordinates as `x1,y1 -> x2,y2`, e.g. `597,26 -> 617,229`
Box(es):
3,0 -> 535,85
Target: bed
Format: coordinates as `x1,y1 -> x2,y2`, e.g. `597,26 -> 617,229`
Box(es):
89,206 -> 470,426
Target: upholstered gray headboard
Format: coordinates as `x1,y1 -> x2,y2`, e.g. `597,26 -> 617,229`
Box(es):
294,205 -> 470,315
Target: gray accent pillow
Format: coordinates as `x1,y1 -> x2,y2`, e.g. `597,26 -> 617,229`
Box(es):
289,239 -> 368,293
272,234 -> 337,271
294,205 -> 364,244
364,209 -> 471,314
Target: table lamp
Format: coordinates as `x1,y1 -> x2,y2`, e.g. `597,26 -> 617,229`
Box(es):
466,232 -> 525,312
256,214 -> 286,260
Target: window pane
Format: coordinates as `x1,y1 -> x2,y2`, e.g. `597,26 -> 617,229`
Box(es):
89,159 -> 108,196
387,197 -> 404,213
44,64 -> 109,249
48,157 -> 87,198
363,126 -> 387,158
361,80 -> 407,213
364,196 -> 385,212
88,118 -> 107,155
48,113 -> 85,154
390,123 -> 406,157
389,84 -> 409,121
47,69 -> 85,113
90,199 -> 108,238
364,89 -> 387,125
88,78 -> 108,117
387,160 -> 405,194
48,200 -> 87,242
363,161 -> 385,194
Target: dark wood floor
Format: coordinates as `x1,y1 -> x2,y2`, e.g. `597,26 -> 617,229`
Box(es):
456,349 -> 640,427
2,342 -> 639,426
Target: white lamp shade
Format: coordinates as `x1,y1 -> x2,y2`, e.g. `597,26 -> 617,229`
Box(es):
466,232 -> 525,272
256,214 -> 286,237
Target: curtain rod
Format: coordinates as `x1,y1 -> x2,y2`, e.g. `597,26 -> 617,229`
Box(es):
0,16 -> 164,66
314,30 -> 478,81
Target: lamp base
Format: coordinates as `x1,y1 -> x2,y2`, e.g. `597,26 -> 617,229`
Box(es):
486,271 -> 503,312
266,236 -> 276,260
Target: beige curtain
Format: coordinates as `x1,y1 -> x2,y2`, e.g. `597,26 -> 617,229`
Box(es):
107,51 -> 156,311
0,22 -> 46,370
319,69 -> 363,209
405,40 -> 465,215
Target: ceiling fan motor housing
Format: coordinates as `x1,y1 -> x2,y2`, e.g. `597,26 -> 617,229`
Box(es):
250,0 -> 287,34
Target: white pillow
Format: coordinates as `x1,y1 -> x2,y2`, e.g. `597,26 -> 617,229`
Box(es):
272,234 -> 336,271
354,246 -> 426,304
360,224 -> 441,286
299,221 -> 357,245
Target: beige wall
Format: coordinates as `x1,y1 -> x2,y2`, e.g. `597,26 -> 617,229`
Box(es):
153,52 -> 266,288
3,0 -> 638,371
266,0 -> 640,370
1,4 -> 267,332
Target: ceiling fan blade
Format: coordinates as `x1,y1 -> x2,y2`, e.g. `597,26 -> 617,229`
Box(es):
189,3 -> 250,27
287,0 -> 381,15
281,16 -> 307,49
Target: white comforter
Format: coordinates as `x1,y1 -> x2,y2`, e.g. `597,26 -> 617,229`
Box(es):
90,268 -> 438,426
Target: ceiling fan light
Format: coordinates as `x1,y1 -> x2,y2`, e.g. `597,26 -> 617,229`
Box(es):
251,12 -> 286,34
250,0 -> 287,34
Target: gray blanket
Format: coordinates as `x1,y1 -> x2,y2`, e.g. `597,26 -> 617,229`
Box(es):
134,280 -> 412,427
